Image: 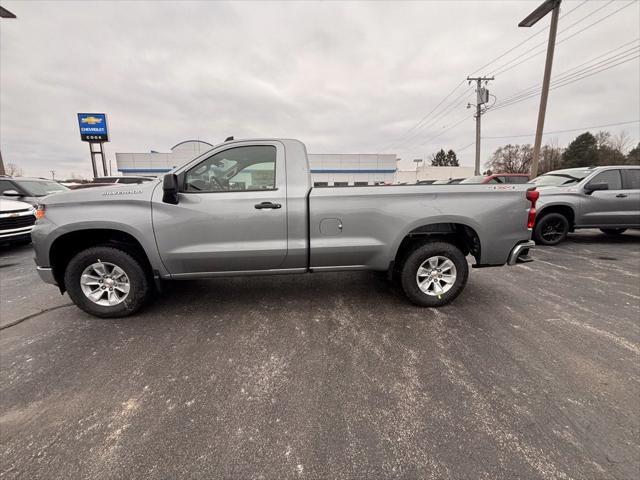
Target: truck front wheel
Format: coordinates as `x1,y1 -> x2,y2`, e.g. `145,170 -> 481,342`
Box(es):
400,241 -> 469,307
64,246 -> 151,318
533,213 -> 569,245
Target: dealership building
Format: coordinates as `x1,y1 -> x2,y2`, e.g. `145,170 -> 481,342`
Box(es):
115,140 -> 398,186
115,140 -> 474,185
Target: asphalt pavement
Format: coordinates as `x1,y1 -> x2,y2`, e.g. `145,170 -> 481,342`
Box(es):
1,230 -> 639,479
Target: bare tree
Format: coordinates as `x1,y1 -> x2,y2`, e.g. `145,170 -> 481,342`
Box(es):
594,131 -> 612,149
539,138 -> 562,174
485,144 -> 533,174
5,163 -> 24,176
611,130 -> 632,154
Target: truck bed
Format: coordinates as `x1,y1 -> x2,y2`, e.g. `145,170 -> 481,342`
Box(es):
309,184 -> 532,270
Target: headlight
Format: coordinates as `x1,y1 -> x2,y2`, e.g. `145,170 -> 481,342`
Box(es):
35,204 -> 46,219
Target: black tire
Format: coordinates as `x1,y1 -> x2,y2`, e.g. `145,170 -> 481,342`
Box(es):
600,228 -> 626,235
400,241 -> 469,307
533,213 -> 569,246
64,246 -> 151,318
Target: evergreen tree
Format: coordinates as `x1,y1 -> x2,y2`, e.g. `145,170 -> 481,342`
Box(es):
562,132 -> 598,168
431,149 -> 447,166
627,143 -> 640,165
445,150 -> 459,166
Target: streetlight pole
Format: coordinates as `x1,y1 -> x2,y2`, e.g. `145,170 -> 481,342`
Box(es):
413,158 -> 423,181
519,0 -> 562,179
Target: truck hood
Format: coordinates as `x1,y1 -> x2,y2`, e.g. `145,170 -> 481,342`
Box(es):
40,179 -> 161,206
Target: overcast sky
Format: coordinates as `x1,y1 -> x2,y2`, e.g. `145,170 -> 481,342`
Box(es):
1,0 -> 639,179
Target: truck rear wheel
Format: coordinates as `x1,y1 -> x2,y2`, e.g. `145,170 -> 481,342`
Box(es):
400,241 -> 468,307
64,246 -> 151,318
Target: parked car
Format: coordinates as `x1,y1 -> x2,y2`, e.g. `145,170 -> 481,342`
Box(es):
92,176 -> 155,184
32,138 -> 536,318
461,173 -> 530,184
531,166 -> 640,245
0,177 -> 69,206
0,198 -> 36,246
66,176 -> 156,190
432,178 -> 465,185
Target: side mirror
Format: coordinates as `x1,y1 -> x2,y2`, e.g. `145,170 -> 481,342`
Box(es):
162,174 -> 179,204
2,189 -> 21,197
584,182 -> 608,194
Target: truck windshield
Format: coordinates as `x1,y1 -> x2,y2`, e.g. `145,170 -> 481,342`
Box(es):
18,180 -> 69,197
532,170 -> 591,187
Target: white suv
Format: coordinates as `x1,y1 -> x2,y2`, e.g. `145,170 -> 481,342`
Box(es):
0,198 -> 36,245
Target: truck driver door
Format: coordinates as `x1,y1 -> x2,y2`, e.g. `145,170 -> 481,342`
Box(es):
152,143 -> 288,275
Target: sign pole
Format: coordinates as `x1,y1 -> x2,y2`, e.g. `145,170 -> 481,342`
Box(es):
77,113 -> 109,179
100,143 -> 108,176
88,143 -> 98,178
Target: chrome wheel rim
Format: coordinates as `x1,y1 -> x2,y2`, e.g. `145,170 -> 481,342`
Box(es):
80,261 -> 130,306
416,256 -> 457,296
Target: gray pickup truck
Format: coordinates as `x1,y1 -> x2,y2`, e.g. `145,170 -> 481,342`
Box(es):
531,166 -> 640,245
32,139 -> 536,318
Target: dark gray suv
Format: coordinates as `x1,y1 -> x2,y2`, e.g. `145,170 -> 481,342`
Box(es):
531,166 -> 640,245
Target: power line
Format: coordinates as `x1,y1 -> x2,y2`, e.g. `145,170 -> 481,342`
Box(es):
391,86 -> 474,150
497,42 -> 639,105
489,0 -> 617,76
454,141 -> 476,153
380,80 -> 467,151
482,120 -> 640,140
383,0 -> 597,152
492,0 -> 636,77
468,0 -> 589,77
416,113 -> 475,148
488,54 -> 639,112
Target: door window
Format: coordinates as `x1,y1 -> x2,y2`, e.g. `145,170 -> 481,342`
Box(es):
184,146 -> 276,192
623,169 -> 640,189
587,170 -> 622,190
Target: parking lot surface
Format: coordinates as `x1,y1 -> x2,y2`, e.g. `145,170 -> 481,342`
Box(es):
1,230 -> 639,479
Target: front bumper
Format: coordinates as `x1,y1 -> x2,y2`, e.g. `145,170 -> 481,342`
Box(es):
507,240 -> 535,265
36,266 -> 57,285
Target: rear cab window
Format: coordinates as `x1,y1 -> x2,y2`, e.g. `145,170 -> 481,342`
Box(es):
622,169 -> 640,189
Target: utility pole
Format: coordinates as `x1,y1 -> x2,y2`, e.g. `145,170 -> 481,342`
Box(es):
50,170 -> 56,180
0,8 -> 16,177
467,76 -> 494,176
519,0 -> 561,178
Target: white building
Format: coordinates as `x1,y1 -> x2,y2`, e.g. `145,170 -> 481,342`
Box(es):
115,140 -> 398,186
115,140 -> 213,175
395,165 -> 475,184
308,154 -> 397,186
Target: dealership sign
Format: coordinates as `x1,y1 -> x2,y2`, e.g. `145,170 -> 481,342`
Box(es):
77,113 -> 109,142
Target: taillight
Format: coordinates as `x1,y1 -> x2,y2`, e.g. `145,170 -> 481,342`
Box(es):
526,189 -> 538,229
35,204 -> 46,220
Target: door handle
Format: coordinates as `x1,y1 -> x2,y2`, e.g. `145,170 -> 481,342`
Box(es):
616,194 -> 628,198
254,202 -> 281,210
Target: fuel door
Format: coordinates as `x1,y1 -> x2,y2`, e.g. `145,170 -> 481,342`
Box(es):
319,218 -> 343,236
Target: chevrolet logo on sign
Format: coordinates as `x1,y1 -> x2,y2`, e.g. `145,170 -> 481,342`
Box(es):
80,116 -> 103,125
77,113 -> 109,143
